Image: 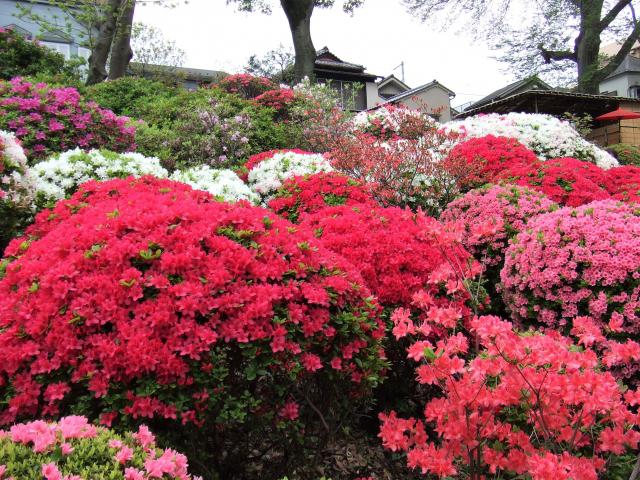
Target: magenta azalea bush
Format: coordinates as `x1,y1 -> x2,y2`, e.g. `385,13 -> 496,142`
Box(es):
501,200 -> 640,335
0,78 -> 136,161
0,416 -> 199,480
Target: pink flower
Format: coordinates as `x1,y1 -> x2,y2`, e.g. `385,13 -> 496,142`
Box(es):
41,463 -> 62,480
278,401 -> 299,421
115,446 -> 134,464
133,425 -> 155,449
301,353 -> 322,372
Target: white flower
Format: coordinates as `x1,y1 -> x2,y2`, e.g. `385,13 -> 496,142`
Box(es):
32,149 -> 168,206
0,130 -> 36,210
170,165 -> 259,204
247,151 -> 333,200
446,112 -> 619,169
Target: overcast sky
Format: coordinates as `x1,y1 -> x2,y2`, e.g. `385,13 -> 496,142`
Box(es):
135,0 -> 515,108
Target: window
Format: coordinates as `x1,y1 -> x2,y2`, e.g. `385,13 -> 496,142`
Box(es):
630,85 -> 640,98
317,78 -> 367,111
77,47 -> 91,61
40,41 -> 71,59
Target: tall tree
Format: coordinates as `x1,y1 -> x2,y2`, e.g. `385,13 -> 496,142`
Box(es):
404,0 -> 640,93
108,0 -> 137,79
245,44 -> 295,83
87,0 -> 122,85
227,0 -> 366,81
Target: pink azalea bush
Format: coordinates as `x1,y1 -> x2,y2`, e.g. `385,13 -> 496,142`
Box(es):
0,77 -> 136,161
501,200 -> 640,335
0,416 -> 199,479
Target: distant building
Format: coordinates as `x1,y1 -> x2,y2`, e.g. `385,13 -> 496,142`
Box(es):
314,46 -> 456,120
599,55 -> 640,98
0,0 -> 91,61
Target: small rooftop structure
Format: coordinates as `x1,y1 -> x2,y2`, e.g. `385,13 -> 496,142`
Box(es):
466,76 -> 552,111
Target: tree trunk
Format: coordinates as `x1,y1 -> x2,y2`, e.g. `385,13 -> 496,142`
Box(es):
86,0 -> 122,85
575,0 -> 604,93
108,0 -> 136,80
280,0 -> 316,81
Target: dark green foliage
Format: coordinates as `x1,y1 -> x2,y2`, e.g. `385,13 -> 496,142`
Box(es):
606,143 -> 640,166
0,28 -> 68,80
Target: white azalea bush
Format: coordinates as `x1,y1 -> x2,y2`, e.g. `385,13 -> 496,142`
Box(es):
170,165 -> 259,204
351,105 -> 439,140
446,112 -> 618,169
1,130 -> 36,249
32,148 -> 168,207
247,150 -> 333,200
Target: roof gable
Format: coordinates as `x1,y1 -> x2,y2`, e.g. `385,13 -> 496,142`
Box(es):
468,76 -> 551,110
384,79 -> 456,104
378,74 -> 410,92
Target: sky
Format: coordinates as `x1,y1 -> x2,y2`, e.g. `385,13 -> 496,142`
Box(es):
134,0 -> 515,108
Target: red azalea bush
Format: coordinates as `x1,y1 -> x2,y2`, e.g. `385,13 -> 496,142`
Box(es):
500,156 -> 610,207
0,417 -> 197,480
441,184 -> 557,267
299,204 -> 476,309
214,73 -> 276,100
444,135 -> 541,191
267,172 -> 377,222
328,131 -> 460,214
0,78 -> 136,161
379,314 -> 640,480
604,165 -> 640,203
0,177 -> 386,436
501,200 -> 640,335
254,88 -> 296,118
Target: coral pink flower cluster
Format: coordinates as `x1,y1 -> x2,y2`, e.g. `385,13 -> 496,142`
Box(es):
379,313 -> 640,479
254,88 -> 296,117
0,78 -> 135,160
214,74 -> 276,100
441,184 -> 557,268
0,417 -> 198,480
268,172 -> 376,222
0,176 -> 385,426
501,200 -> 640,334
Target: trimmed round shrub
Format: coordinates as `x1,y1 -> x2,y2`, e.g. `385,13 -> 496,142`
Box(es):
247,150 -> 333,200
300,204 -> 474,309
214,74 -> 276,100
501,200 -> 640,335
32,148 -> 168,208
441,184 -> 557,290
0,130 -> 35,253
604,165 -> 640,203
0,176 -> 385,433
0,416 -> 197,479
0,78 -> 136,161
267,172 -> 376,222
170,165 -> 259,204
606,143 -> 640,166
444,135 -> 541,191
500,156 -> 610,207
84,76 -> 177,118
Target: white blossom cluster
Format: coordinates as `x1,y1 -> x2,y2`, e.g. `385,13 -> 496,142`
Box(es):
247,150 -> 333,200
351,106 -> 438,137
170,165 -> 259,204
32,148 -> 168,206
446,112 -> 618,169
0,130 -> 36,209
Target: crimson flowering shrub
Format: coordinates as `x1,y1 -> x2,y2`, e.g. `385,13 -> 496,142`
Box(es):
254,88 -> 296,118
441,184 -> 557,311
444,135 -> 541,191
379,314 -> 640,479
604,165 -> 640,203
500,156 -> 610,207
0,78 -> 136,161
214,73 -> 276,100
299,204 -> 475,309
328,131 -> 460,214
0,417 -> 198,480
501,200 -> 640,336
0,177 -> 386,443
267,173 -> 377,222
